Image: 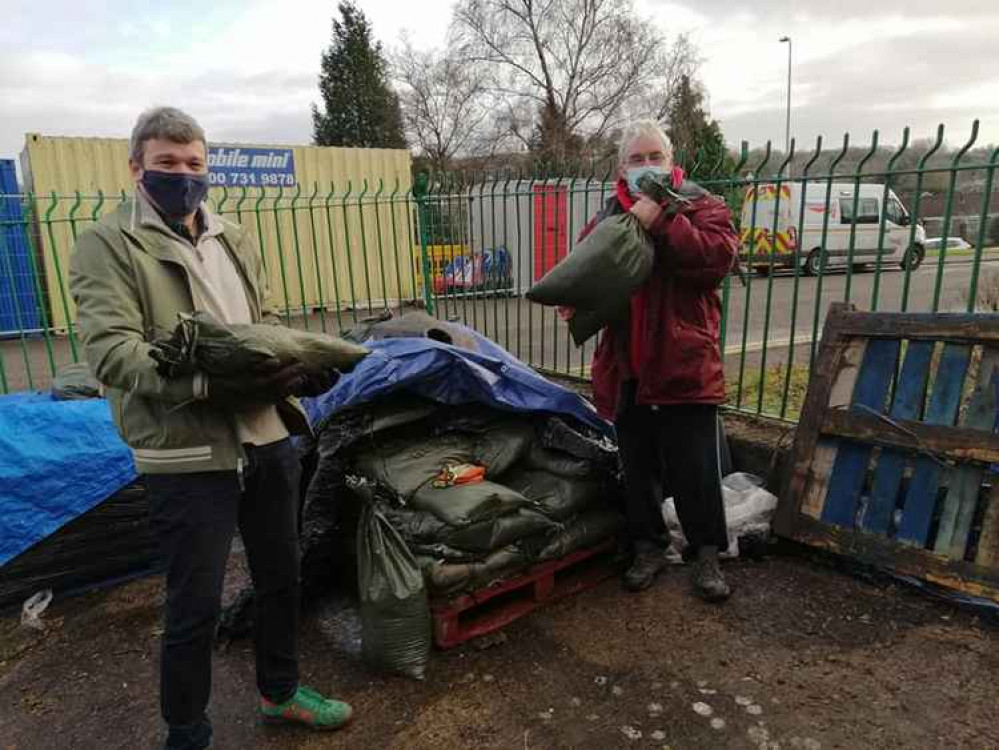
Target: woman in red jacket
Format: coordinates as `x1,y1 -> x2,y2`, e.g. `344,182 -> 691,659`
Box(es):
573,120 -> 738,599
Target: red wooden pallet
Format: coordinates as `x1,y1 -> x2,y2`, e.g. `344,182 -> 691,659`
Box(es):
431,538 -> 623,649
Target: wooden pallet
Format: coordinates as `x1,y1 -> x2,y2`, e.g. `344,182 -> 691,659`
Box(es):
431,538 -> 622,649
776,303 -> 999,603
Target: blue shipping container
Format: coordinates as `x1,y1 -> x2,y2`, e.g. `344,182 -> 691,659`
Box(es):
0,159 -> 43,335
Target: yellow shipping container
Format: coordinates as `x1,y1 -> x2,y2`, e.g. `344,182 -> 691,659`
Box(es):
20,134 -> 415,329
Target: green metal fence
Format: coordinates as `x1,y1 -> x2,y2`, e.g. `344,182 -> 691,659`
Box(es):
1,122 -> 998,423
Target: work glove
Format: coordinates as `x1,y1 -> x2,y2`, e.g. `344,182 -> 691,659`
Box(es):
204,359 -> 309,407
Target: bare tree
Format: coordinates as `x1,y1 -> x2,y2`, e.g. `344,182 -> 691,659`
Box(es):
452,0 -> 677,162
394,40 -> 493,172
643,33 -> 702,122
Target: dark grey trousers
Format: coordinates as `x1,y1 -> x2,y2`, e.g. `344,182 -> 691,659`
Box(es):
615,383 -> 729,555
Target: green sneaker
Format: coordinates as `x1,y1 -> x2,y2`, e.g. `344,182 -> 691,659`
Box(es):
260,686 -> 353,730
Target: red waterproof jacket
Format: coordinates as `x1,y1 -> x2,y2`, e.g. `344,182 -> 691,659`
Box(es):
581,178 -> 738,419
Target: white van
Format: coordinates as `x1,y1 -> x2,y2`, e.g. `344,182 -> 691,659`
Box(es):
739,183 -> 927,275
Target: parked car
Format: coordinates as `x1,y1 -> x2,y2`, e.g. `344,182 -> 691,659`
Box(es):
434,247 -> 513,295
740,183 -> 927,276
924,237 -> 971,251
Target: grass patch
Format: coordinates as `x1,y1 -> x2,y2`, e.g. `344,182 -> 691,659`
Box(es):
924,245 -> 999,258
725,344 -> 985,425
726,363 -> 812,421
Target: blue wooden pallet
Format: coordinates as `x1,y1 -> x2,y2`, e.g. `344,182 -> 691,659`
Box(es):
777,303 -> 999,604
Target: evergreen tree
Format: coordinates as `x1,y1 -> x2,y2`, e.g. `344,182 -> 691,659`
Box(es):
666,75 -> 733,183
312,1 -> 407,148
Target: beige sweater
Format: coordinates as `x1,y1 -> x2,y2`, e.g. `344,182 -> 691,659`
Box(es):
139,194 -> 289,447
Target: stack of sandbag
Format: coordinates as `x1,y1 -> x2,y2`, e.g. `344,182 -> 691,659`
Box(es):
340,403 -> 623,599
217,318 -> 625,680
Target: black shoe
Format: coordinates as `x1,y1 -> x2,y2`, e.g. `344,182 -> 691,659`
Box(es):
164,719 -> 212,750
623,545 -> 671,592
690,546 -> 731,603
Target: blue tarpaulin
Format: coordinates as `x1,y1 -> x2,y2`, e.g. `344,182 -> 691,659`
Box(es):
0,393 -> 137,566
301,327 -> 610,436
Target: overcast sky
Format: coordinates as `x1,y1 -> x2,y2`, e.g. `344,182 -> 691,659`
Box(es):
1,0 -> 996,167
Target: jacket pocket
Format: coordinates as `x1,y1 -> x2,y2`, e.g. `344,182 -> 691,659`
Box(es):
672,288 -> 712,334
118,391 -> 159,446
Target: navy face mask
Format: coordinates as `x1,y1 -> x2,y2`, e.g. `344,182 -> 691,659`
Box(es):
141,170 -> 209,217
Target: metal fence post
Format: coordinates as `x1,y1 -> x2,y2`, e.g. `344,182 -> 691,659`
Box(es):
871,128 -> 910,311
967,146 -> 999,310
933,121 -> 980,312
412,171 -> 435,316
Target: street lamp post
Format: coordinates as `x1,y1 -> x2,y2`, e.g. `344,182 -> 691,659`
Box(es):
779,36 -> 792,155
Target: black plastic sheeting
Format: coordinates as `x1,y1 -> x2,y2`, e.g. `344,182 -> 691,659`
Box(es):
0,482 -> 158,611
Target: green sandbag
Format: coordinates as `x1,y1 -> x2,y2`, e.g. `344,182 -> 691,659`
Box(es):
445,509 -> 556,552
503,469 -> 604,521
380,502 -> 555,552
567,306 -> 624,347
536,509 -> 624,562
422,546 -> 530,597
410,481 -> 531,527
408,542 -> 483,563
377,503 -> 450,543
353,432 -> 477,500
358,503 -> 431,680
526,444 -> 595,479
526,214 -> 652,310
365,398 -> 439,436
352,417 -> 531,498
150,311 -> 370,378
528,172 -> 699,346
474,419 -> 535,477
51,362 -> 101,400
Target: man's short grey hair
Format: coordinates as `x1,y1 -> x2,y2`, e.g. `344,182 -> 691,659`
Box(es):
129,107 -> 207,164
618,119 -> 673,165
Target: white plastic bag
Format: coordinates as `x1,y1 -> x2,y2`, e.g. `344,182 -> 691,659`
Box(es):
21,589 -> 53,631
662,473 -> 777,559
722,472 -> 778,545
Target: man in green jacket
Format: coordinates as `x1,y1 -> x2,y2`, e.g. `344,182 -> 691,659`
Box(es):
69,107 -> 352,750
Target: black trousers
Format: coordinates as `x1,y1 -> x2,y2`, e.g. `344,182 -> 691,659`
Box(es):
615,384 -> 729,554
146,439 -> 301,749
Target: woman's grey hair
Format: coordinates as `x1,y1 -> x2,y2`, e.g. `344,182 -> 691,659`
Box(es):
618,119 -> 674,165
129,107 -> 207,164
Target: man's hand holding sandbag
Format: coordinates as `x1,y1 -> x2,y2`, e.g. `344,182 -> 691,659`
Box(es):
205,359 -> 312,406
